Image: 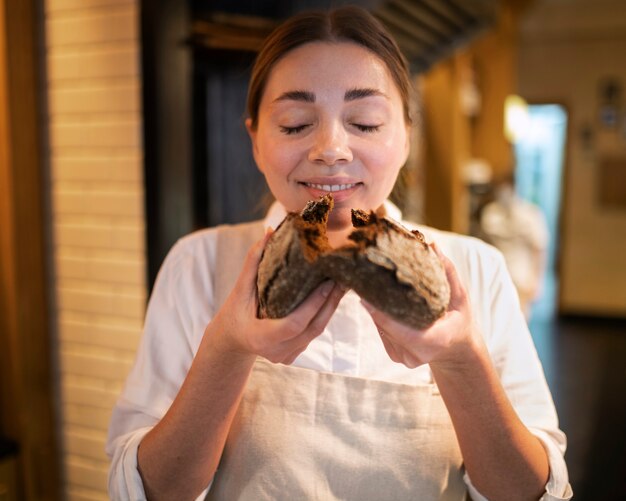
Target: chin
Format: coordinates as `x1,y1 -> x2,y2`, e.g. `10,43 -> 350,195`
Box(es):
326,207 -> 354,232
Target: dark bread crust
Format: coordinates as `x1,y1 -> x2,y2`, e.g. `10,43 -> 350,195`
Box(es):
256,197 -> 333,319
256,195 -> 450,329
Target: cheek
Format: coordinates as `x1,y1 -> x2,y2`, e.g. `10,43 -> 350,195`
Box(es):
369,137 -> 406,175
259,141 -> 302,179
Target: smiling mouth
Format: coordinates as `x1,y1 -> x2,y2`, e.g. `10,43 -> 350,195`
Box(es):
301,182 -> 361,192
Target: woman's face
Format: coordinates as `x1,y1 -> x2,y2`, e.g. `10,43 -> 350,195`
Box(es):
247,41 -> 410,233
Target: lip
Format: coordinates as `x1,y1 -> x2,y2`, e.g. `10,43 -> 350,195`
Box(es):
298,178 -> 363,202
299,176 -> 361,185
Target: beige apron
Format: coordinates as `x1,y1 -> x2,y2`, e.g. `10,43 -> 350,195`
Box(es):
206,222 -> 467,501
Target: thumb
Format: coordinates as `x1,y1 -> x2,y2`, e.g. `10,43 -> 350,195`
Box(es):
431,241 -> 466,310
236,229 -> 274,300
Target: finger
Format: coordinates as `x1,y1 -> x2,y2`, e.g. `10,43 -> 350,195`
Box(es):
307,283 -> 345,329
380,328 -> 423,368
431,243 -> 466,310
263,284 -> 344,360
379,329 -> 402,363
283,282 -> 345,348
361,299 -> 414,339
298,283 -> 345,341
281,345 -> 306,366
279,280 -> 338,336
233,231 -> 274,305
238,231 -> 273,283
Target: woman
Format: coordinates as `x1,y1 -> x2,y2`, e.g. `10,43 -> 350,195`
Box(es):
107,6 -> 571,500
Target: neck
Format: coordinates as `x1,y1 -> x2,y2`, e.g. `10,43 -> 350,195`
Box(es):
326,227 -> 354,248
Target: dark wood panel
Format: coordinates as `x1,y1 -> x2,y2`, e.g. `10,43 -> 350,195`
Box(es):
195,49 -> 270,227
599,156 -> 626,209
0,0 -> 60,499
141,0 -> 195,288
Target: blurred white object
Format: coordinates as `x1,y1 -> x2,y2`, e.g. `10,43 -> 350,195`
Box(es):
463,158 -> 493,186
480,182 -> 549,319
504,95 -> 531,143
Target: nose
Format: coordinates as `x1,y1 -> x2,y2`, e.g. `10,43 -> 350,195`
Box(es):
308,121 -> 353,166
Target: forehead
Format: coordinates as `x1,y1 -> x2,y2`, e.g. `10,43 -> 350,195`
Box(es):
262,41 -> 400,102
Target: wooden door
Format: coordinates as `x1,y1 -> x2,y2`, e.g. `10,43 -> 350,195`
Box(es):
0,0 -> 61,498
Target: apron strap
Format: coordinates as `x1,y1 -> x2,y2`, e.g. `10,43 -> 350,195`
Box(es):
213,220 -> 265,311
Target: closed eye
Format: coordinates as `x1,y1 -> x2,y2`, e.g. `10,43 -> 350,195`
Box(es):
353,124 -> 381,133
280,124 -> 311,135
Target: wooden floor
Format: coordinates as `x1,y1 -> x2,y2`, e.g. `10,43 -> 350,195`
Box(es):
528,282 -> 626,500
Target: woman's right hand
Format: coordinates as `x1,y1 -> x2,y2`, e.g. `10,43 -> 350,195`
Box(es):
138,232 -> 343,501
208,232 -> 346,364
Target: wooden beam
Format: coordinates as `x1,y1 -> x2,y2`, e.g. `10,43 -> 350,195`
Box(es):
141,0 -> 194,288
0,0 -> 61,499
190,13 -> 277,52
468,1 -> 519,178
421,55 -> 470,232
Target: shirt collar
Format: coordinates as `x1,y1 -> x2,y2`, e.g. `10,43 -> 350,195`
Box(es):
263,199 -> 403,230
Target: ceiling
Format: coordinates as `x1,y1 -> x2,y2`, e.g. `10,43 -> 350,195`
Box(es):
373,0 -> 497,71
191,0 -> 498,73
520,0 -> 626,41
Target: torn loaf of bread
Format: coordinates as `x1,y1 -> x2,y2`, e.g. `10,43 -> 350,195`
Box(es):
256,194 -> 450,330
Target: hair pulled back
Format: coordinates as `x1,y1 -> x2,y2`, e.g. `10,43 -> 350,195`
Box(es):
246,6 -> 413,129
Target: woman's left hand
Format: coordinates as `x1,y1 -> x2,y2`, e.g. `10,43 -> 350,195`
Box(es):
365,244 -> 552,500
362,244 -> 485,370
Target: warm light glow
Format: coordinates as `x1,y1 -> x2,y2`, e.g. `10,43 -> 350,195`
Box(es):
504,95 -> 530,143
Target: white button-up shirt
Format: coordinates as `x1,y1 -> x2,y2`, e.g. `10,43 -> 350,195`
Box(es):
106,201 -> 572,500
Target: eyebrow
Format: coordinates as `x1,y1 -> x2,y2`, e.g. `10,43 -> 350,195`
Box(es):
344,87 -> 387,101
273,90 -> 315,103
273,87 -> 387,104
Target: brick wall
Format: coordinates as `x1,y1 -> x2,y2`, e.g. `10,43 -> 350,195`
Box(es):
43,0 -> 145,499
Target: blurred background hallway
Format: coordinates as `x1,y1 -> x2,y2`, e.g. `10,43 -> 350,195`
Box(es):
529,282 -> 626,499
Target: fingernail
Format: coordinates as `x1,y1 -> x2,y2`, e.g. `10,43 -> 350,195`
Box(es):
320,281 -> 334,297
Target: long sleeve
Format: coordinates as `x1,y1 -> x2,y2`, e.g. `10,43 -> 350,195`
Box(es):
436,233 -> 572,500
105,229 -> 219,500
106,206 -> 572,500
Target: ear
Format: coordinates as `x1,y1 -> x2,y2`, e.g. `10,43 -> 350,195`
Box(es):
402,124 -> 411,165
245,118 -> 263,173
